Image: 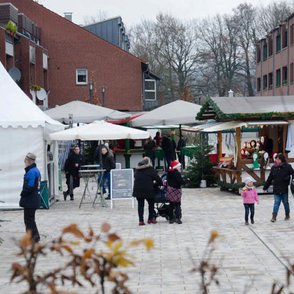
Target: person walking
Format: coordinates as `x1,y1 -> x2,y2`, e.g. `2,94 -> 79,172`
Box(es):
63,145 -> 84,201
166,160 -> 186,224
241,178 -> 259,225
133,157 -> 163,226
263,153 -> 294,222
20,153 -> 41,243
100,145 -> 115,200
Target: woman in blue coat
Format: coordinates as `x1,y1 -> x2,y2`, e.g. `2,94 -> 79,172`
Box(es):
20,153 -> 41,242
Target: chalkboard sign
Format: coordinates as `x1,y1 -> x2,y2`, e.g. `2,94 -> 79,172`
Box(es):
110,169 -> 134,200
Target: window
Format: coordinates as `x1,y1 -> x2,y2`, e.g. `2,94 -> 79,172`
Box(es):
276,34 -> 281,52
291,24 -> 294,45
144,79 -> 156,100
256,45 -> 261,63
268,72 -> 273,89
276,68 -> 281,87
290,63 -> 294,83
30,46 -> 36,64
283,30 -> 288,48
282,66 -> 288,85
268,36 -> 273,56
263,75 -> 268,89
76,69 -> 88,85
257,78 -> 261,92
263,43 -> 267,61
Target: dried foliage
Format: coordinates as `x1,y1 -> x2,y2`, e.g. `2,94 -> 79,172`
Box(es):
190,230 -> 221,294
10,223 -> 154,294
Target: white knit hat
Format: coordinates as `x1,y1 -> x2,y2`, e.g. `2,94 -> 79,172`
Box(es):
244,178 -> 253,185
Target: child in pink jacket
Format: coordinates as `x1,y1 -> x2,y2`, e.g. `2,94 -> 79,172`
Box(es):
241,178 -> 259,225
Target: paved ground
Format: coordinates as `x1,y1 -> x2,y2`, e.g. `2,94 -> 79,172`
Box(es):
1,183 -> 294,293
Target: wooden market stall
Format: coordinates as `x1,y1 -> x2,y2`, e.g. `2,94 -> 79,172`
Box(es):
196,96 -> 294,191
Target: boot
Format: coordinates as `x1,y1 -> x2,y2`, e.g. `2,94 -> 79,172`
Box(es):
70,194 -> 74,201
63,191 -> 68,201
271,213 -> 277,222
285,213 -> 290,221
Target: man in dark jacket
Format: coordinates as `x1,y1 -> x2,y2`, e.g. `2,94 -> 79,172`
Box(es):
20,153 -> 41,243
133,157 -> 163,225
63,145 -> 84,200
161,134 -> 176,170
100,145 -> 115,200
263,153 -> 294,222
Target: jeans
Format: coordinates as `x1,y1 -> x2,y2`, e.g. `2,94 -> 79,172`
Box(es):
273,193 -> 290,215
99,171 -> 110,196
244,203 -> 255,222
137,198 -> 155,222
24,208 -> 40,242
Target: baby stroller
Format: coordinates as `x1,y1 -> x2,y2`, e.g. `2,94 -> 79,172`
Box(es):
154,173 -> 170,220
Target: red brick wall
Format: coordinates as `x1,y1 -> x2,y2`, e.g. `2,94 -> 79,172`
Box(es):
2,0 -> 143,111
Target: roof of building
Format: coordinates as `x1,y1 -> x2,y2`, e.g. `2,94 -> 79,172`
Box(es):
197,96 -> 294,121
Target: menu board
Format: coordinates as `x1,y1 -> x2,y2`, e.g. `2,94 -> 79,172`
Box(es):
110,169 -> 133,199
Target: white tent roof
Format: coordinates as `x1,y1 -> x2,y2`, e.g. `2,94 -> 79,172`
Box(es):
45,100 -> 131,123
49,120 -> 150,141
0,62 -> 62,129
131,100 -> 201,127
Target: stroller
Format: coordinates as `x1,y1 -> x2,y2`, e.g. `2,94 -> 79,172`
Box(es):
154,173 -> 170,220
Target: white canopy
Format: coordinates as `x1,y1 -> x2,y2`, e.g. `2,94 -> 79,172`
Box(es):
45,100 -> 131,123
0,63 -> 62,130
49,120 -> 150,141
131,100 -> 201,127
0,61 -> 63,209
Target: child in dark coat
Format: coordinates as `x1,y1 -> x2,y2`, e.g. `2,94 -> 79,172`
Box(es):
166,160 -> 185,224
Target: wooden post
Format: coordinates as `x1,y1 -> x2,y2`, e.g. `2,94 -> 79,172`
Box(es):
217,131 -> 222,160
236,127 -> 241,170
283,125 -> 288,158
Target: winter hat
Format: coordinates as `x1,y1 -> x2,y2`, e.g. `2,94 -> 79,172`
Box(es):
169,160 -> 181,171
244,178 -> 253,185
137,157 -> 152,168
25,153 -> 36,161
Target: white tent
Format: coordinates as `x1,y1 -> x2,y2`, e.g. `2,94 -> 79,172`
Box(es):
49,120 -> 150,141
45,100 -> 131,123
131,100 -> 202,127
0,62 -> 64,209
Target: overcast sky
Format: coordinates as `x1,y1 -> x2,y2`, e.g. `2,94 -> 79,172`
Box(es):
38,0 -> 276,27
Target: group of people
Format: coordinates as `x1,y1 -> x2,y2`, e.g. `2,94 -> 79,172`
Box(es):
18,146 -> 294,243
63,144 -> 115,201
143,131 -> 187,170
133,157 -> 185,225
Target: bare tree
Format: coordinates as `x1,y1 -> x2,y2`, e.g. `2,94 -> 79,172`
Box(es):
83,10 -> 108,25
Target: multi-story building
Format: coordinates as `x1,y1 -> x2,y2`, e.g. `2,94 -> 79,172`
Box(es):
256,14 -> 294,96
84,17 -> 130,52
0,3 -> 49,108
0,0 -> 158,111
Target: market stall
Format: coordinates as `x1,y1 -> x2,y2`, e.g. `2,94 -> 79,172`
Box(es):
197,96 -> 294,191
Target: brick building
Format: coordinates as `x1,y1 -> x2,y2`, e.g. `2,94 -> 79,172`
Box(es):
256,13 -> 294,96
0,0 -> 157,111
0,3 -> 49,108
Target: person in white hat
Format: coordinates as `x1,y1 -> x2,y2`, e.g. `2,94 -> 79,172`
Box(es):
241,178 -> 259,225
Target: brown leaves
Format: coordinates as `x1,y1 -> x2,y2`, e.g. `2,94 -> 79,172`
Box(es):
10,223 -> 154,294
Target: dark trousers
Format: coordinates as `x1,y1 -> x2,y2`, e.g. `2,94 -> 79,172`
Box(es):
24,208 -> 40,242
99,171 -> 110,196
169,201 -> 182,220
244,203 -> 255,222
137,198 -> 155,222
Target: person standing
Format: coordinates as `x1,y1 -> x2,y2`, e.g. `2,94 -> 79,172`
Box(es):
263,153 -> 294,222
241,178 -> 259,225
177,135 -> 186,169
161,134 -> 175,170
143,137 -> 156,167
166,160 -> 186,224
20,153 -> 41,243
100,145 -> 115,200
133,157 -> 163,226
63,145 -> 84,201
154,131 -> 162,147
